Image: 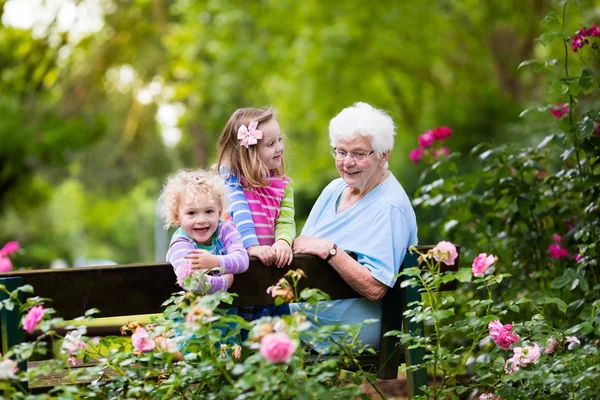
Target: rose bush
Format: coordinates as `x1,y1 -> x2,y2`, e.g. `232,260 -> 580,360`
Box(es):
0,268 -> 385,399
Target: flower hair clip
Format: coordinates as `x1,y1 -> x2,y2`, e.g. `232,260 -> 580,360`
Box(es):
237,120 -> 263,148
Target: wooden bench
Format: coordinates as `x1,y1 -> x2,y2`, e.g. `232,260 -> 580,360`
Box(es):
0,246 -> 458,397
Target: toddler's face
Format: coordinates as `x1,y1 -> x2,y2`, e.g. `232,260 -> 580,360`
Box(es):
256,118 -> 284,170
175,192 -> 222,246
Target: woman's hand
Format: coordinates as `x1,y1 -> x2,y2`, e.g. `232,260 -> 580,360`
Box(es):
272,240 -> 293,268
184,249 -> 219,270
248,245 -> 275,266
292,235 -> 333,260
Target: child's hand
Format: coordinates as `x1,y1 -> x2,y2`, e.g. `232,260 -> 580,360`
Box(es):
184,249 -> 219,270
272,240 -> 293,268
224,273 -> 234,289
248,245 -> 275,266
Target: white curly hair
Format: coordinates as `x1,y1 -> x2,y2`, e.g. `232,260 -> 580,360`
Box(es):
328,102 -> 396,167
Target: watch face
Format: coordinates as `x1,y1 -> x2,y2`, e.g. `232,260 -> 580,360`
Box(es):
330,248 -> 337,255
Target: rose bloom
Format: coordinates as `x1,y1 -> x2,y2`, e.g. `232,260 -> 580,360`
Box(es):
513,343 -> 541,367
0,241 -> 19,257
548,244 -> 568,259
495,330 -> 519,350
549,103 -> 568,119
176,261 -> 192,287
62,331 -> 86,355
409,148 -> 423,164
0,257 -> 12,273
418,130 -> 434,148
545,338 -> 559,354
433,146 -> 450,159
0,359 -> 18,380
131,328 -> 155,353
431,241 -> 458,266
23,305 -> 45,334
488,320 -> 518,350
259,332 -> 297,364
472,253 -> 496,276
432,126 -> 453,141
566,336 -> 580,345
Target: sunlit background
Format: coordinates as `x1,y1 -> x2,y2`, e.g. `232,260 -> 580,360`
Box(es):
1,0 -> 598,268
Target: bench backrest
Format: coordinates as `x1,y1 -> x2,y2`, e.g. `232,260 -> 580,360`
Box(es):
0,246 -> 458,382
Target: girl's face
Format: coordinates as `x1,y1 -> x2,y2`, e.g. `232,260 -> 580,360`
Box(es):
256,118 -> 284,170
175,192 -> 222,246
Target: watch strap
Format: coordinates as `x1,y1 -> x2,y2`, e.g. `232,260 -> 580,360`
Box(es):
324,243 -> 337,262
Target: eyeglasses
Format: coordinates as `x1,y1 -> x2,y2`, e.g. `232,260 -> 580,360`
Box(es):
331,148 -> 375,161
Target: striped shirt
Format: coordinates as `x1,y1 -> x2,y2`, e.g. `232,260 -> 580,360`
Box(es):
166,220 -> 249,294
223,170 -> 296,248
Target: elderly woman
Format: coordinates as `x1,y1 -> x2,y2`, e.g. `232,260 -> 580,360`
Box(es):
291,102 -> 418,351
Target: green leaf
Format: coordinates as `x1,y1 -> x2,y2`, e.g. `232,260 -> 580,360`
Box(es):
538,31 -> 570,45
545,297 -> 568,313
18,285 -> 34,293
455,268 -> 472,283
579,68 -> 595,92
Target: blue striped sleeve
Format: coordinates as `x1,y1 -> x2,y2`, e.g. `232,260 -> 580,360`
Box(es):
224,174 -> 259,248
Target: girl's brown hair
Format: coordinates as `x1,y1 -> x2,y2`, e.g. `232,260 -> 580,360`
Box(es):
216,107 -> 285,187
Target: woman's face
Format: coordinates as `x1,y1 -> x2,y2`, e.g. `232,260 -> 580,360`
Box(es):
334,136 -> 388,194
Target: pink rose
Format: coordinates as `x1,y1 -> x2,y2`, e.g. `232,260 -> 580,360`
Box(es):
176,261 -> 192,287
0,359 -> 18,380
0,241 -> 19,257
418,131 -> 434,148
433,146 -> 450,159
431,241 -> 458,266
154,335 -> 177,353
0,257 -> 12,272
504,357 -> 519,374
545,338 -> 559,354
549,103 -> 569,118
23,305 -> 45,334
565,336 -> 580,345
513,343 -> 541,366
131,328 -> 155,353
62,331 -> 86,355
495,330 -> 519,350
259,332 -> 297,364
488,320 -> 518,349
432,126 -> 453,141
552,234 -> 562,243
409,148 -> 423,164
574,254 -> 582,262
472,253 -> 496,276
548,244 -> 568,259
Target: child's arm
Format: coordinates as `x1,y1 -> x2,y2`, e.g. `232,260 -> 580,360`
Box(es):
216,221 -> 250,274
167,237 -> 232,294
274,179 -> 296,245
273,179 -> 296,268
224,174 -> 259,248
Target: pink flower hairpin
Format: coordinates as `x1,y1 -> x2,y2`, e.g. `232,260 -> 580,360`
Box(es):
238,120 -> 263,148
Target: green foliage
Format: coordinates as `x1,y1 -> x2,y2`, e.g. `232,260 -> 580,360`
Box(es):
0,271 -> 379,399
401,1 -> 600,398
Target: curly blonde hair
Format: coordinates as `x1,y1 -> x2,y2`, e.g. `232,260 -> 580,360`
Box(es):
159,169 -> 228,229
216,107 -> 285,188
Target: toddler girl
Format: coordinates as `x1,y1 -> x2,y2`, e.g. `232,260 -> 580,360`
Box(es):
160,169 -> 249,293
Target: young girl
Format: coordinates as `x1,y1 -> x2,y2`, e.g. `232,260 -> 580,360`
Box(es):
216,107 -> 295,322
216,107 -> 296,268
160,169 -> 249,294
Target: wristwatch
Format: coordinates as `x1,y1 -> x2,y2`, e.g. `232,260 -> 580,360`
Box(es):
324,243 -> 338,262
